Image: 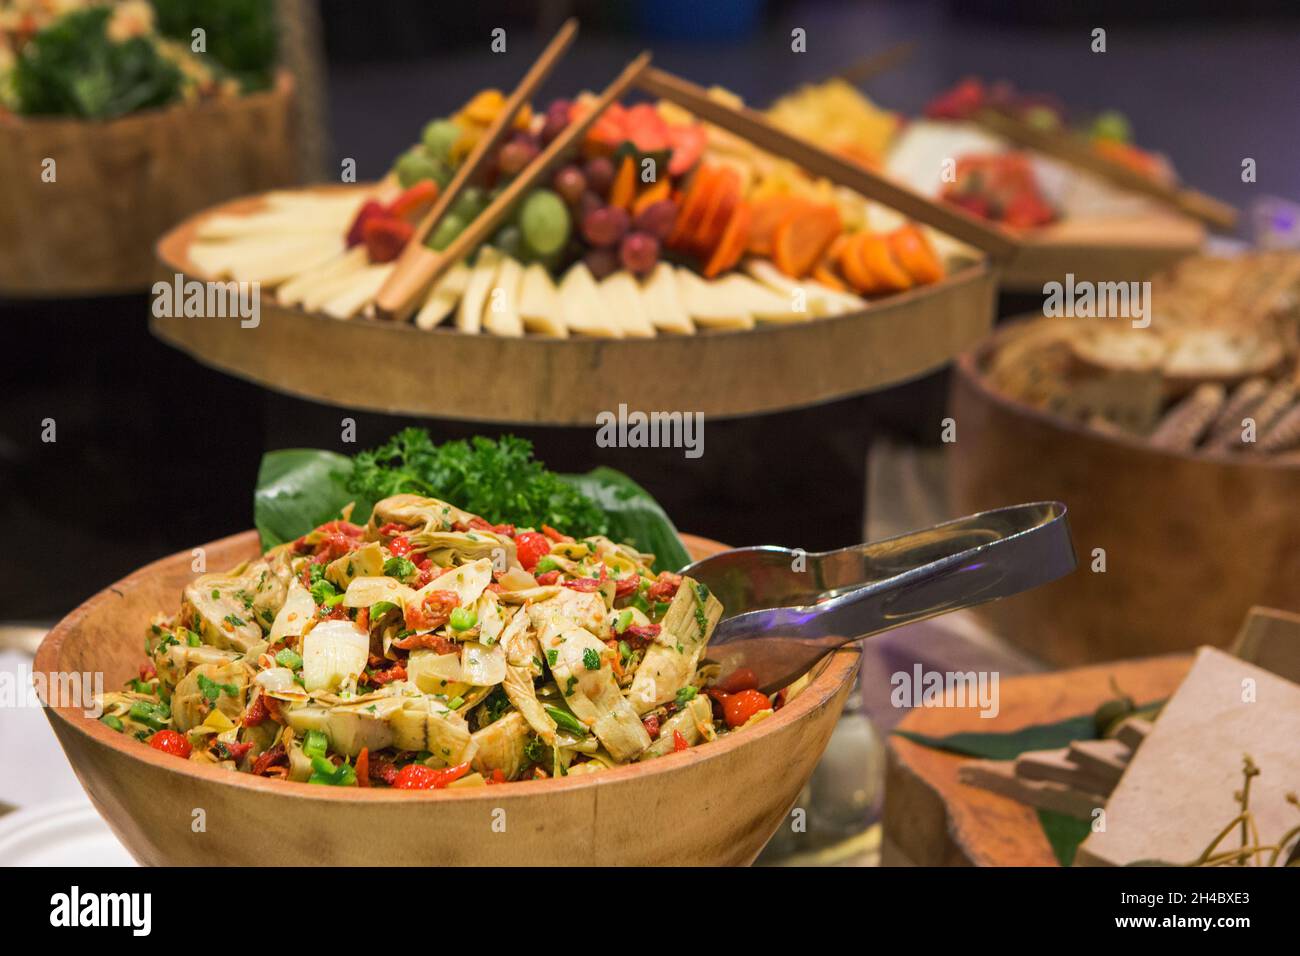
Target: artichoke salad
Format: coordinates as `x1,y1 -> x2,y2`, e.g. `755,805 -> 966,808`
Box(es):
100,494 -> 777,788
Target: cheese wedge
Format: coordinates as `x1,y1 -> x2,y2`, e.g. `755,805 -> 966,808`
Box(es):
321,264 -> 395,319
743,258 -> 865,317
518,263 -> 567,338
675,268 -> 755,331
415,261 -> 471,330
457,247 -> 503,334
277,247 -> 369,307
559,262 -> 622,337
598,272 -> 656,338
641,262 -> 694,335
483,256 -> 525,337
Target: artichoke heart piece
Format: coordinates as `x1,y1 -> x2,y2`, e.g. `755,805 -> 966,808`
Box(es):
470,710 -> 530,780
461,640 -> 507,686
301,619 -> 369,693
527,588 -> 607,637
413,530 -> 516,571
284,698 -> 402,757
183,573 -> 264,653
343,575 -> 416,610
325,541 -> 385,591
421,558 -> 494,609
407,648 -> 471,697
365,494 -> 478,538
157,642 -> 242,690
628,576 -> 722,714
269,579 -> 316,643
544,625 -> 649,762
504,664 -> 556,743
172,660 -> 249,733
640,695 -> 716,759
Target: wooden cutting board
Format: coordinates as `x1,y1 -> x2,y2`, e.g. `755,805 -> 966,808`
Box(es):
882,653 -> 1191,866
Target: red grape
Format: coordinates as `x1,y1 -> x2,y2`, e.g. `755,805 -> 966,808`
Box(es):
584,247 -> 620,280
581,205 -> 629,248
632,199 -> 679,241
498,139 -> 537,176
620,231 -> 659,276
553,165 -> 587,205
583,156 -> 616,197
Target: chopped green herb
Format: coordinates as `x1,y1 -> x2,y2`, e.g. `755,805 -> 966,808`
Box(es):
544,705 -> 587,736
582,647 -> 600,671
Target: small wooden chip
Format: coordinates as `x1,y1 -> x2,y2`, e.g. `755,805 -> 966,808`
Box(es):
1014,747 -> 1121,796
1067,738 -> 1130,782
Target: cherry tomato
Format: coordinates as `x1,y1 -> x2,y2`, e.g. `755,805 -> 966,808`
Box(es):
392,762 -> 471,790
514,532 -> 551,572
388,535 -> 412,558
149,730 -> 192,759
714,667 -> 759,694
719,689 -> 771,729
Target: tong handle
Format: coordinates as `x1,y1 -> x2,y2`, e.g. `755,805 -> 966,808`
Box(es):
709,502 -> 1075,649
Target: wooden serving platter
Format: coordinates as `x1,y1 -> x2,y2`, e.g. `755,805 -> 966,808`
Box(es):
0,73 -> 298,298
1000,211 -> 1206,291
947,325 -> 1300,667
151,187 -> 997,425
883,653 -> 1191,867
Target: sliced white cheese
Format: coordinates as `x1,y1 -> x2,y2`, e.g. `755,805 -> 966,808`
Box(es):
714,273 -> 813,324
559,262 -> 622,337
482,256 -> 525,337
641,262 -> 695,335
320,264 -> 394,319
518,263 -> 567,338
675,268 -> 755,331
230,238 -> 345,286
598,271 -> 656,338
457,247 -> 502,334
415,261 -> 471,331
276,247 -> 369,307
743,258 -> 865,317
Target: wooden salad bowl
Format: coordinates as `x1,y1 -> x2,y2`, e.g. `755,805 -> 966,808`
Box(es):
34,531 -> 860,866
0,72 -> 298,297
948,326 -> 1300,666
151,187 -> 996,425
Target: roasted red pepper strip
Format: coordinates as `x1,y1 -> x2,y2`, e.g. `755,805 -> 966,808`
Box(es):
392,761 -> 471,790
672,730 -> 689,752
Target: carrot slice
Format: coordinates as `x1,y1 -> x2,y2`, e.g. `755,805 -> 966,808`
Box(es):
632,177 -> 671,216
887,223 -> 945,285
859,234 -> 913,293
703,200 -> 752,278
771,204 -> 842,278
812,260 -> 848,292
667,166 -> 719,249
609,154 -> 638,210
747,195 -> 814,257
694,167 -> 740,256
838,233 -> 882,294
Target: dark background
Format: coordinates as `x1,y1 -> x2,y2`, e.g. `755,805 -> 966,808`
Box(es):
4,0 -> 1299,621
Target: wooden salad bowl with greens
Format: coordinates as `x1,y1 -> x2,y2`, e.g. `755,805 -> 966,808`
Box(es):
34,531 -> 860,866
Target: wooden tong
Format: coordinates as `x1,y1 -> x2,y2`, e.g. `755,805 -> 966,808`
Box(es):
635,66 -> 1020,260
973,108 -> 1238,232
374,18 -> 580,321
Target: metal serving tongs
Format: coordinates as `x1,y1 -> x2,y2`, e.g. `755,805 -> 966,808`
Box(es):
680,502 -> 1075,694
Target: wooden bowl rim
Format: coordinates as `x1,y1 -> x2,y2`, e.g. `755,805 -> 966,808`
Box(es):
154,183 -> 992,346
955,316 -> 1300,472
34,529 -> 861,804
0,70 -> 294,131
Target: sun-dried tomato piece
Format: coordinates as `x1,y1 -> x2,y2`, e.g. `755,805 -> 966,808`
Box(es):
251,744 -> 288,776
646,571 -> 682,603
391,632 -> 459,655
623,624 -> 661,648
242,693 -> 269,727
403,589 -> 459,632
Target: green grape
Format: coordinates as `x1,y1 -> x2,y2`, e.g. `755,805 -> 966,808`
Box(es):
395,148 -> 440,189
421,119 -> 461,163
519,189 -> 571,257
451,187 -> 488,222
427,213 -> 467,252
